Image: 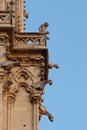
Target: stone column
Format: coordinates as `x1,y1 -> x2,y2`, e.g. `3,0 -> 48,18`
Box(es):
0,83 -> 2,130
0,66 -> 5,130
2,93 -> 7,130
7,93 -> 16,130
31,91 -> 43,130
33,103 -> 39,130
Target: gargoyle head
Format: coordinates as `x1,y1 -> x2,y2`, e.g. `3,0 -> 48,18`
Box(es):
44,22 -> 49,27
48,80 -> 53,85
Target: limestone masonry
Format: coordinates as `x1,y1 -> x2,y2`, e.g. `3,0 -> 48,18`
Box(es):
0,0 -> 58,130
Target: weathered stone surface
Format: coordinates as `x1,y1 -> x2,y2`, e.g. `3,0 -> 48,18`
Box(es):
0,1 -> 56,130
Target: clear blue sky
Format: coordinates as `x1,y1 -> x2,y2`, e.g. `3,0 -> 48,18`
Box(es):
26,0 -> 87,130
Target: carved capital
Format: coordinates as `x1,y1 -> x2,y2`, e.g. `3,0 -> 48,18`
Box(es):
2,80 -> 13,94
30,91 -> 43,103
0,67 -> 5,82
7,92 -> 16,103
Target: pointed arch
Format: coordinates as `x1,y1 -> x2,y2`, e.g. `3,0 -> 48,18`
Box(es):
14,68 -> 34,84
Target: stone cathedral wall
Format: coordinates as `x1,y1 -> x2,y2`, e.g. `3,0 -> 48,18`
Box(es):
0,1 -> 57,130
0,83 -> 2,130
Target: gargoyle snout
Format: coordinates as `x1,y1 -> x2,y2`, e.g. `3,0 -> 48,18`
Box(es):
49,80 -> 53,85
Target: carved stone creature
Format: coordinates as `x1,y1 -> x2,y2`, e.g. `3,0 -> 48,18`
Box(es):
0,51 -> 9,59
31,80 -> 52,91
39,22 -> 49,33
23,10 -> 29,18
47,63 -> 59,69
0,61 -> 20,71
39,104 -> 54,122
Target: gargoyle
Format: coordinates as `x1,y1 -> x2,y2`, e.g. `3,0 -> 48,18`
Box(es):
39,22 -> 49,33
24,11 -> 29,19
0,61 -> 20,71
31,80 -> 53,91
47,63 -> 59,69
39,104 -> 54,122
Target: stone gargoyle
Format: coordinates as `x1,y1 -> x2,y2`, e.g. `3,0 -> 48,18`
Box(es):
30,80 -> 53,91
0,61 -> 20,71
39,104 -> 54,122
39,22 -> 49,33
47,63 -> 59,69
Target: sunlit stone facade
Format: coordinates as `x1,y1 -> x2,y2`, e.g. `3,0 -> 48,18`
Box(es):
0,1 -> 58,130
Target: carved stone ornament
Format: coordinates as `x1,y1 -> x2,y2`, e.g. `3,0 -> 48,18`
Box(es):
30,80 -> 53,91
47,63 -> 59,69
7,92 -> 16,103
2,80 -> 13,93
14,33 -> 48,48
39,103 -> 54,122
0,67 -> 5,82
8,56 -> 45,66
39,22 -> 49,33
30,91 -> 43,103
0,34 -> 9,45
0,1 -> 58,129
0,12 -> 11,24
